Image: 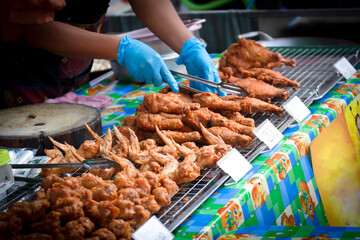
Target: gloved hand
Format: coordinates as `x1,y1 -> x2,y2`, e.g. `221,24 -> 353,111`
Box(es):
117,35 -> 179,92
176,38 -> 226,96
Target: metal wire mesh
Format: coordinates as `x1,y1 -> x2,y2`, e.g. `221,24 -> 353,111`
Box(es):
158,46 -> 360,230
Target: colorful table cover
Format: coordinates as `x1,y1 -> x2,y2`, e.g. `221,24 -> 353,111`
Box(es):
75,61 -> 360,240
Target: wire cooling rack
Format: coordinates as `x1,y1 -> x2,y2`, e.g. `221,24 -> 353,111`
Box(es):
157,46 -> 360,231
1,46 -> 359,233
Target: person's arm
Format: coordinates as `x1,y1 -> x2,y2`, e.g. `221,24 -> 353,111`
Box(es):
129,0 -> 194,54
129,0 -> 226,95
20,21 -> 120,60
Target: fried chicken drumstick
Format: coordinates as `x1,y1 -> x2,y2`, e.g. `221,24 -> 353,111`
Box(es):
219,38 -> 296,74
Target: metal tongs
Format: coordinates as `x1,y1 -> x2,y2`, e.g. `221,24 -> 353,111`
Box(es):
170,70 -> 249,96
11,159 -> 120,183
10,158 -> 119,170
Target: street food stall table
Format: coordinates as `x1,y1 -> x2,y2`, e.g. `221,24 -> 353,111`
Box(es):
71,50 -> 360,239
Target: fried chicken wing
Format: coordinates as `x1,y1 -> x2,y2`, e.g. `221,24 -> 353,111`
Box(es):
196,144 -> 232,169
223,95 -> 284,116
219,38 -> 296,74
207,127 -> 253,148
239,68 -> 300,87
143,92 -> 200,114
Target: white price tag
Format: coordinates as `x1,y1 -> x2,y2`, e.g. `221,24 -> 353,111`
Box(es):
217,148 -> 253,182
132,216 -> 174,240
283,96 -> 311,123
253,119 -> 283,150
333,56 -> 356,80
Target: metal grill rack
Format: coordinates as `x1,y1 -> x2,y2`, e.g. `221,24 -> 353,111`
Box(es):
1,46 -> 359,234
157,46 -> 360,231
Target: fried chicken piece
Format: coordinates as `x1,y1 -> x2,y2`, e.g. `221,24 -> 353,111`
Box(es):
128,205 -> 151,229
229,77 -> 289,102
92,181 -> 118,201
52,197 -> 84,222
112,199 -> 135,220
112,125 -> 130,158
143,92 -> 200,114
90,228 -> 116,240
199,123 -> 225,145
223,95 -> 284,116
77,140 -> 100,159
86,201 -> 120,228
122,115 -> 137,128
54,217 -> 95,239
160,176 -> 179,196
150,151 -> 179,181
196,144 -> 232,169
139,139 -> 157,150
81,172 -> 106,189
45,183 -> 91,205
89,168 -> 116,181
239,68 -> 300,87
139,160 -> 162,174
85,123 -> 113,159
136,112 -> 185,131
110,153 -> 139,178
157,130 -> 201,184
141,171 -> 161,190
152,187 -> 171,208
40,138 -> 84,178
184,108 -> 255,138
41,174 -> 65,190
136,102 -> 148,113
181,142 -> 200,152
114,171 -> 135,189
208,127 -> 253,148
219,38 -> 296,74
128,128 -> 155,165
193,92 -> 241,112
31,211 -> 62,233
117,188 -> 140,202
139,195 -> 161,214
134,177 -> 152,198
217,110 -> 255,127
0,211 -> 23,238
9,199 -> 50,222
107,219 -> 133,240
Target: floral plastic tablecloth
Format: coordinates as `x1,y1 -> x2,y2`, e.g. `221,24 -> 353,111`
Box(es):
75,63 -> 360,240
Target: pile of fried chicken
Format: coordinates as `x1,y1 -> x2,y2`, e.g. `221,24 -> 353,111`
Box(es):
0,122 -> 231,239
219,37 -> 298,103
0,38 -> 299,239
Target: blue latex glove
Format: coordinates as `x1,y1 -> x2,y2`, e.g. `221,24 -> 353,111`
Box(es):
176,38 -> 226,96
117,35 -> 179,92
